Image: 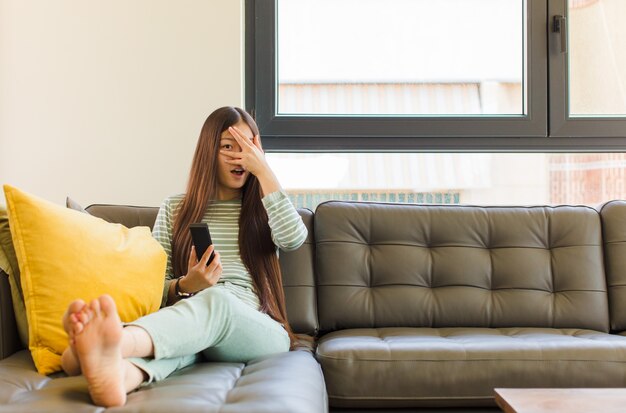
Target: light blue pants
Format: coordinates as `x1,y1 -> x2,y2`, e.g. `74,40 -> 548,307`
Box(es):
126,287 -> 290,383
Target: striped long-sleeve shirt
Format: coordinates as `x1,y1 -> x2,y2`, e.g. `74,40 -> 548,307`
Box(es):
152,190 -> 307,310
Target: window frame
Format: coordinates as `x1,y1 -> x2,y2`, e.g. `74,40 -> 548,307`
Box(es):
246,0 -> 626,151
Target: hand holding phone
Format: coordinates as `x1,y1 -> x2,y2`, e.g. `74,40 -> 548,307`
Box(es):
189,223 -> 215,266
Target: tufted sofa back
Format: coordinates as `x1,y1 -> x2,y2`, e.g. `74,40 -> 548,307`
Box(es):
315,201 -> 609,333
599,200 -> 626,332
0,199 -> 617,360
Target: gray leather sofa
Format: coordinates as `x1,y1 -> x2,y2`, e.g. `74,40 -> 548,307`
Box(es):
2,199 -> 626,412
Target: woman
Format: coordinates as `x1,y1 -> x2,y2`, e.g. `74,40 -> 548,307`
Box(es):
60,106 -> 307,407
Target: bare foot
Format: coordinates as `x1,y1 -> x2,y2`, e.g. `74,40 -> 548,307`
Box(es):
61,300 -> 86,375
73,295 -> 127,407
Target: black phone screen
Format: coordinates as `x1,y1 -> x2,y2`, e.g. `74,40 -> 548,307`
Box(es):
189,223 -> 215,265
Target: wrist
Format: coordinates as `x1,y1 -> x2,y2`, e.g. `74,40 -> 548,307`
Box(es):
255,165 -> 276,181
179,275 -> 191,292
256,169 -> 281,196
175,276 -> 194,298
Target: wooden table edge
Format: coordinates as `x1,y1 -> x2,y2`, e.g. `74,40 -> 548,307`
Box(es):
494,388 -> 517,413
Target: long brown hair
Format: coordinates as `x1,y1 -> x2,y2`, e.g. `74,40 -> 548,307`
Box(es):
170,107 -> 296,348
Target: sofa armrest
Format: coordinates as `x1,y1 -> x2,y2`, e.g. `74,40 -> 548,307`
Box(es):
0,270 -> 20,360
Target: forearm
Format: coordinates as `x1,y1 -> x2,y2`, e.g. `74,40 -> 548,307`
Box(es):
165,275 -> 203,306
165,278 -> 181,306
255,168 -> 282,197
262,191 -> 308,251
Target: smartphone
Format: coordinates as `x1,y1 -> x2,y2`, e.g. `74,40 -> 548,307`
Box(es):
189,223 -> 215,265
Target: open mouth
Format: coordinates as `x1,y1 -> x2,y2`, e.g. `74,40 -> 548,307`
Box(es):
231,168 -> 245,177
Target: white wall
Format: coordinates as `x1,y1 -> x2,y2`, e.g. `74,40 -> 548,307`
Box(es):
0,0 -> 243,207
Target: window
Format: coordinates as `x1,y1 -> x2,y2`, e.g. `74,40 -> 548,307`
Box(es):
276,0 -> 525,117
266,152 -> 626,209
248,1 -> 626,208
247,0 -> 626,150
549,0 -> 626,136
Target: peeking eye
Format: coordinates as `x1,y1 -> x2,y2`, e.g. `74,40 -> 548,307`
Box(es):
222,144 -> 233,150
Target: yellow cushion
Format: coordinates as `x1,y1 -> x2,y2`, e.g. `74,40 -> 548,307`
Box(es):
3,185 -> 166,375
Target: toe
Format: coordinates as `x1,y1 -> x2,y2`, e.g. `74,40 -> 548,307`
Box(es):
73,321 -> 84,336
64,300 -> 86,330
98,295 -> 117,317
77,310 -> 90,325
70,299 -> 86,313
90,298 -> 101,316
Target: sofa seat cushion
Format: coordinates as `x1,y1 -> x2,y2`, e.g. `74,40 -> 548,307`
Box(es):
0,349 -> 327,413
317,327 -> 626,409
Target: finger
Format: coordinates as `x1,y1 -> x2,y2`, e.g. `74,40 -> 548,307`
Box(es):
206,251 -> 221,272
227,126 -> 245,146
253,135 -> 263,152
209,261 -> 223,284
188,245 -> 198,267
228,126 -> 254,149
199,245 -> 215,267
220,149 -> 243,159
210,268 -> 222,284
223,159 -> 244,166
